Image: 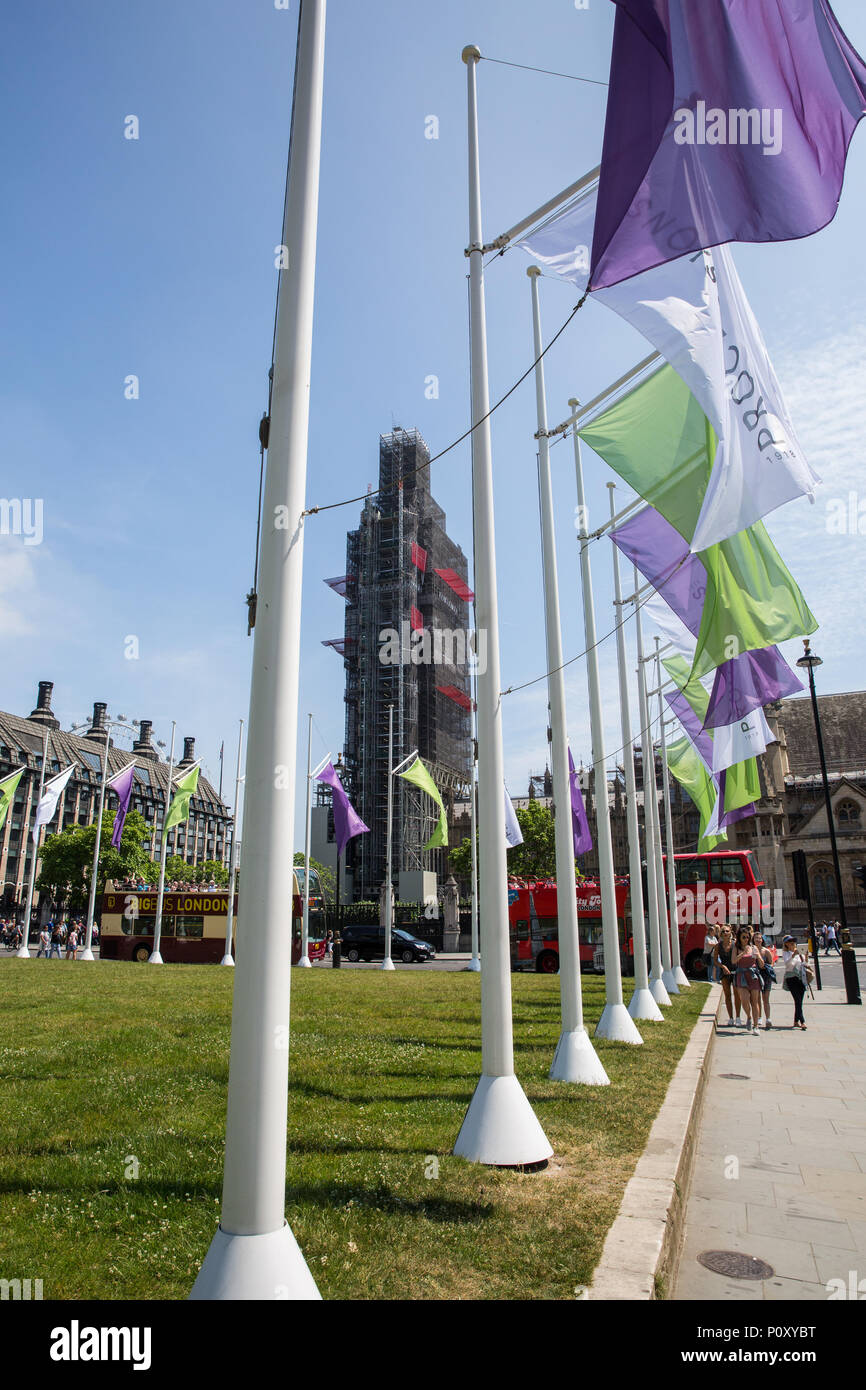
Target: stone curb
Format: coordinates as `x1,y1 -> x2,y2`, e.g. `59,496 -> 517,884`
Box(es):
586,983 -> 720,1301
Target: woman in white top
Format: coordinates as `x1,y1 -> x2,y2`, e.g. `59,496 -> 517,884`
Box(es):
781,934 -> 808,1030
703,926 -> 719,982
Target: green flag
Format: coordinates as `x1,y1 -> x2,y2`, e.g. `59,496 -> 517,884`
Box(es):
0,768 -> 24,834
164,763 -> 200,832
662,652 -> 760,814
665,737 -> 728,852
398,757 -> 448,851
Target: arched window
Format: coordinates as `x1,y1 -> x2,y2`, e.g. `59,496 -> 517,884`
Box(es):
837,800 -> 861,825
812,865 -> 836,904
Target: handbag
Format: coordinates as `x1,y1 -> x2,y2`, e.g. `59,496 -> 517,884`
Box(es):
761,961 -> 777,984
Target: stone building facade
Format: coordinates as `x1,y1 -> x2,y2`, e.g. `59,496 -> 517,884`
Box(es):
0,680 -> 232,918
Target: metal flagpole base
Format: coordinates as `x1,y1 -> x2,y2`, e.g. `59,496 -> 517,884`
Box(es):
14,945 -> 30,959
78,948 -> 95,962
661,969 -> 679,995
296,956 -> 311,968
628,987 -> 665,1022
595,1002 -> 644,1044
454,1073 -> 553,1166
673,965 -> 690,987
549,1026 -> 610,1085
466,957 -> 481,973
650,976 -> 672,1006
189,1223 -> 321,1301
381,957 -> 395,971
149,951 -> 164,965
220,954 -> 235,967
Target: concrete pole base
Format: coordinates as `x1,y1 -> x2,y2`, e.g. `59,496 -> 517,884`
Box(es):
189,1223 -> 321,1301
77,949 -> 96,962
628,986 -> 665,1022
466,957 -> 481,972
673,965 -> 690,988
661,968 -> 679,995
295,956 -> 311,968
454,1072 -> 553,1166
381,957 -> 396,971
595,1001 -> 644,1044
650,975 -> 672,1006
148,951 -> 164,965
14,945 -> 30,959
220,954 -> 235,967
549,1026 -> 610,1085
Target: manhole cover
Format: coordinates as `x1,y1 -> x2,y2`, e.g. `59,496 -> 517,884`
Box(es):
697,1250 -> 774,1280
719,1073 -> 750,1080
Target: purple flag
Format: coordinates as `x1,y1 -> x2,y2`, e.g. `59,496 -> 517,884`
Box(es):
568,749 -> 593,856
665,690 -> 714,768
316,761 -> 369,858
109,764 -> 137,850
591,0 -> 866,290
705,647 -> 802,729
611,505 -> 705,635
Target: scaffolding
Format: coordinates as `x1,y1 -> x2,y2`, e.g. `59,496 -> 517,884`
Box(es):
333,428 -> 473,900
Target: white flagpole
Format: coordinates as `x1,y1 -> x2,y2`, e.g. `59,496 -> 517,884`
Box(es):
528,267 -> 608,1084
453,45 -> 552,1166
468,744 -> 480,973
655,639 -> 690,988
222,719 -> 244,968
81,755 -> 135,963
17,726 -> 50,958
382,704 -> 395,971
641,646 -> 678,995
191,0 -> 325,1301
298,714 -> 314,969
608,486 -> 663,1022
633,572 -> 671,1006
150,722 -> 176,966
570,415 -> 642,1045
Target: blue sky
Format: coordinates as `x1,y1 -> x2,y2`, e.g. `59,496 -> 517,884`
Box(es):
2,0 -> 866,836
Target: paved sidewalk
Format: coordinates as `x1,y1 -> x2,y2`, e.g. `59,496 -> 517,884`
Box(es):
674,961 -> 865,1301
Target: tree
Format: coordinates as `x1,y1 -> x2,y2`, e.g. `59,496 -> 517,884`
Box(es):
36,810 -> 157,914
449,801 -> 565,884
293,852 -> 335,904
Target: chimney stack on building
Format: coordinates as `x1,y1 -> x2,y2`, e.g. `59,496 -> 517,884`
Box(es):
28,680 -> 60,730
85,702 -> 110,743
132,719 -> 159,763
178,736 -> 196,767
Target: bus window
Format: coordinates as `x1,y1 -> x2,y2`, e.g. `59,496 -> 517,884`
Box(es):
537,917 -> 558,944
175,916 -> 204,939
710,857 -> 746,883
514,921 -> 529,942
745,852 -> 763,885
675,858 -> 707,884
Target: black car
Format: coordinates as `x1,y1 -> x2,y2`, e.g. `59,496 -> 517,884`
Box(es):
341,924 -> 435,964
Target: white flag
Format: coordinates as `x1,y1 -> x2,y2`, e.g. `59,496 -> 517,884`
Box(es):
504,785 -> 523,849
521,191 -> 819,551
711,707 -> 774,776
33,763 -> 76,843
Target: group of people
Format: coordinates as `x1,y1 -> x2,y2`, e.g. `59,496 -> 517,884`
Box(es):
703,923 -> 814,1031
110,878 -> 224,893
33,919 -> 95,959
817,920 -> 843,955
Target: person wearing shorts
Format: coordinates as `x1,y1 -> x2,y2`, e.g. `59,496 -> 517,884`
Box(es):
753,931 -> 775,1031
732,926 -> 763,1032
714,925 -> 737,1025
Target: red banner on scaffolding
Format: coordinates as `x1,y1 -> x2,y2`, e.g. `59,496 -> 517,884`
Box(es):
410,606 -> 424,632
436,684 -> 474,712
411,542 -> 427,572
435,568 -> 474,601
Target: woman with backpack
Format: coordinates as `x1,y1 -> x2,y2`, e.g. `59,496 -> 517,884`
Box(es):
781,934 -> 811,1030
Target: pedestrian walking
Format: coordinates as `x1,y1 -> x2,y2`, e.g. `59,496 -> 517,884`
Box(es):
36,925 -> 51,958
753,931 -> 777,1030
782,934 -> 812,1029
714,925 -> 737,1026
65,926 -> 79,960
732,926 -> 764,1032
48,923 -> 63,959
825,920 -> 842,956
703,925 -> 719,983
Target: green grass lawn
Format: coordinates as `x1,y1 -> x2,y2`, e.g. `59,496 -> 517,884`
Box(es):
0,961 -> 707,1300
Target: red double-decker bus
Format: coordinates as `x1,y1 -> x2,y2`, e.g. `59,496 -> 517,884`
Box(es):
507,850 -> 768,978
507,878 -> 631,974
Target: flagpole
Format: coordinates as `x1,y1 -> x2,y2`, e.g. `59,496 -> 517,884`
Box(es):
528,267 -> 608,1083
382,704 -> 395,971
468,739 -> 480,973
298,714 -> 314,969
655,639 -> 690,987
641,646 -> 678,995
222,719 -> 244,968
16,726 -> 50,958
454,45 -> 551,1166
632,572 -> 670,1005
569,414 -> 642,1045
608,486 -> 663,1022
150,722 -> 176,966
80,742 -> 117,963
191,0 -> 325,1300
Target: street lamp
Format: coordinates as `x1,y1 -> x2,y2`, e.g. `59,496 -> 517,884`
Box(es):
795,641 -> 861,1005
